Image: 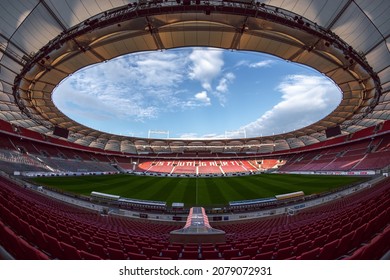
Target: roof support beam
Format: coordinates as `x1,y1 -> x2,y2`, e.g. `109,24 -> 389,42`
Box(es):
86,48 -> 107,62
41,0 -> 105,62
0,34 -> 31,59
364,33 -> 390,56
40,0 -> 67,31
288,37 -> 322,61
230,16 -> 249,50
146,16 -> 165,50
0,47 -> 25,67
288,47 -> 306,61
325,0 -> 353,30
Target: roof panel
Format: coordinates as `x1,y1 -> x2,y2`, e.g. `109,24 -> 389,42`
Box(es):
268,0 -> 349,29
45,0 -> 132,29
0,59 -> 18,83
331,2 -> 383,54
0,0 -> 38,38
378,68 -> 390,86
0,39 -> 6,61
365,41 -> 390,75
356,0 -> 390,37
10,4 -> 64,54
45,0 -> 89,29
0,1 -> 389,152
305,0 -> 349,29
0,92 -> 12,103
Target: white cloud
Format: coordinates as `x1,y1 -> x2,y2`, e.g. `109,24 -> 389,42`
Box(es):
249,59 -> 275,68
179,133 -> 199,139
54,50 -> 199,122
202,133 -> 221,138
188,48 -> 224,91
241,75 -> 341,137
236,59 -> 275,69
180,92 -> 212,108
54,80 -> 160,123
178,132 -> 222,139
130,51 -> 186,87
212,72 -> 236,106
55,48 -> 235,126
216,72 -> 235,93
194,91 -> 211,105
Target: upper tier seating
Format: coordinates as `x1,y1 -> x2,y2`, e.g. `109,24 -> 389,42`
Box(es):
0,121 -> 389,175
279,134 -> 390,172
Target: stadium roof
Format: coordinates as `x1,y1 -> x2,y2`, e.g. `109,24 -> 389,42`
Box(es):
0,0 -> 389,154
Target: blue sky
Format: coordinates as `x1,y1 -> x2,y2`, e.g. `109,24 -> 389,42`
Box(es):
53,48 -> 341,139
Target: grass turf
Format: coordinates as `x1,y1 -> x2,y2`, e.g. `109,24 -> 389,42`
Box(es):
30,173 -> 367,207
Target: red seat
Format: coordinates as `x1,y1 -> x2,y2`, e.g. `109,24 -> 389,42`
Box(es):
217,244 -> 232,253
136,241 -> 149,248
326,229 -> 340,242
201,245 -> 216,252
123,243 -> 140,254
46,224 -> 60,239
312,234 -> 327,248
223,249 -> 240,260
202,250 -> 221,259
92,236 -> 106,246
318,239 -> 339,260
231,255 -> 251,260
291,235 -> 306,247
298,247 -> 321,260
253,251 -> 274,260
18,237 -> 50,260
294,240 -> 313,256
1,224 -> 49,260
360,226 -> 390,259
128,252 -> 148,260
80,250 -> 102,260
277,239 -> 292,249
142,247 -> 159,258
151,256 -> 172,260
151,244 -> 165,252
107,240 -> 122,250
167,245 -> 182,253
161,249 -> 179,259
350,224 -> 367,249
79,232 -> 92,242
60,242 -> 81,260
72,236 -> 89,252
241,246 -> 259,257
234,243 -> 247,251
107,247 -> 127,260
274,246 -> 294,260
58,230 -> 74,245
334,231 -> 354,259
260,243 -> 277,253
43,233 -> 64,259
181,250 -> 199,260
88,242 -> 108,259
184,245 -> 198,251
30,226 -> 49,252
18,219 -> 35,242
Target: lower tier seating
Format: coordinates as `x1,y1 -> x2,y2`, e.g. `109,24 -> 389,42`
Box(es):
0,175 -> 389,260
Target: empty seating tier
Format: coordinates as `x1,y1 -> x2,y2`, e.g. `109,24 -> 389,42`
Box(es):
0,175 -> 389,260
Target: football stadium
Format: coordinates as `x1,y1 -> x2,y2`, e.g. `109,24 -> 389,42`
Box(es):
0,0 -> 390,262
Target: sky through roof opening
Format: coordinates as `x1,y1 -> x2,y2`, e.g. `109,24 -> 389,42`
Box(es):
53,48 -> 342,139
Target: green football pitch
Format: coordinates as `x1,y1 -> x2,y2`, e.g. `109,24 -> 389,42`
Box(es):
30,174 -> 367,207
